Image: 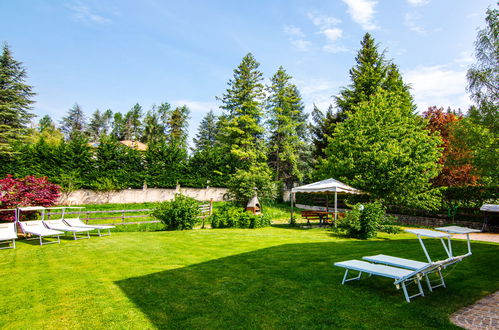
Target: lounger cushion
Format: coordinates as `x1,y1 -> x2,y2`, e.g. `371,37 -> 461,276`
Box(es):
64,218 -> 115,229
334,260 -> 414,280
362,254 -> 429,270
43,220 -> 90,233
0,225 -> 17,240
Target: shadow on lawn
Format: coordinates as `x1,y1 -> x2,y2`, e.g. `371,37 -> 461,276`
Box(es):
116,239 -> 498,329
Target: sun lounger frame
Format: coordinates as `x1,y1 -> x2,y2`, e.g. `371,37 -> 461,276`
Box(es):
0,209 -> 17,249
335,260 -> 426,303
17,207 -> 63,246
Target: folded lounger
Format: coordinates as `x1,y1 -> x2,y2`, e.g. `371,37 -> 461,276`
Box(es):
362,229 -> 453,292
63,218 -> 115,237
334,259 -> 430,303
361,254 -> 461,292
0,222 -> 18,249
362,227 -> 479,293
19,220 -> 64,246
43,219 -> 91,240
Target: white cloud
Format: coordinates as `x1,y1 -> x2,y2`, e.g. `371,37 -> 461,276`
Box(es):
283,25 -> 305,38
322,28 -> 343,42
291,39 -> 313,52
171,99 -> 219,114
342,0 -> 378,30
283,25 -> 312,52
297,78 -> 344,113
407,0 -> 430,6
66,2 -> 111,24
307,12 -> 347,53
323,44 -> 349,53
307,12 -> 342,29
404,12 -> 426,33
405,65 -> 471,112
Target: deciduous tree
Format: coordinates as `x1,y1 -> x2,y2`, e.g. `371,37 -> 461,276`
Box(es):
466,6 -> 498,133
321,89 -> 442,209
422,106 -> 477,186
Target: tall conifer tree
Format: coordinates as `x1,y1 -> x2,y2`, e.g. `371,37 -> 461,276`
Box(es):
60,103 -> 86,140
193,110 -> 219,152
334,33 -> 387,120
217,53 -> 276,204
0,43 -> 35,158
266,66 -> 308,188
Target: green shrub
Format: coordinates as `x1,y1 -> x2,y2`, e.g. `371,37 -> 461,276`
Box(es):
337,202 -> 399,239
210,203 -> 271,229
152,194 -> 201,230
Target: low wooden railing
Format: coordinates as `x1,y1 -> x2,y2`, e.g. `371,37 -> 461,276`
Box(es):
44,200 -> 213,226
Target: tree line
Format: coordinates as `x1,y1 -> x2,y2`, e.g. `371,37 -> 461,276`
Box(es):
0,6 -> 497,210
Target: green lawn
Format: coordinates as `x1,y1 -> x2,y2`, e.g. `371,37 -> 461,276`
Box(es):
1,227 -> 497,329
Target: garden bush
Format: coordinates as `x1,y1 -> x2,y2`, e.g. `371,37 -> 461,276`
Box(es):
210,203 -> 271,229
337,201 -> 399,239
152,194 -> 201,230
0,175 -> 60,221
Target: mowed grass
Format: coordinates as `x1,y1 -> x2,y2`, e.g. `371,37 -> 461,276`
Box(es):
1,227 -> 498,329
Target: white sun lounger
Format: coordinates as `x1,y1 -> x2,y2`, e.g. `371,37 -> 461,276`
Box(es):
43,219 -> 91,240
334,260 -> 427,303
63,218 -> 115,237
0,222 -> 18,249
362,254 -> 456,292
19,220 -> 64,246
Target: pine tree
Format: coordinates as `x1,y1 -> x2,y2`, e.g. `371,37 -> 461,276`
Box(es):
38,115 -> 54,132
217,53 -> 276,204
193,110 -> 219,152
87,109 -> 107,141
266,66 -> 308,188
60,103 -> 86,140
142,105 -> 166,144
111,112 -> 125,140
167,105 -> 190,148
310,104 -> 338,161
0,43 -> 35,158
335,33 -> 387,120
217,53 -> 267,168
124,103 -> 143,140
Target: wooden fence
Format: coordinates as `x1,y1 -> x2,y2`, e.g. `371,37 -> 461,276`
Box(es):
45,201 -> 213,226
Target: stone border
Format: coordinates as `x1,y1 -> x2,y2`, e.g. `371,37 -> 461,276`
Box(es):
450,291 -> 498,329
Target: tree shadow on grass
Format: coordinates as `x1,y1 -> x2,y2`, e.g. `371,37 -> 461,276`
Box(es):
115,239 -> 499,329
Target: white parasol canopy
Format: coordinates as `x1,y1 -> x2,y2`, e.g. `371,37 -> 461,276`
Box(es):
290,178 -> 364,224
291,178 -> 363,194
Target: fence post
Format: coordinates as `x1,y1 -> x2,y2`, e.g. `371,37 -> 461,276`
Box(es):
122,210 -> 125,223
209,198 -> 213,215
86,211 -> 89,224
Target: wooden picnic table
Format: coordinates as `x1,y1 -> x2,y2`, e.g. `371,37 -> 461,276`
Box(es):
301,210 -> 334,226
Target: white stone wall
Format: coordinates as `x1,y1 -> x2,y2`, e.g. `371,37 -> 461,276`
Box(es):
59,187 -> 229,205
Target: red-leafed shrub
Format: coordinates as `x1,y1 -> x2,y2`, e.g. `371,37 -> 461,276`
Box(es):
0,175 -> 60,221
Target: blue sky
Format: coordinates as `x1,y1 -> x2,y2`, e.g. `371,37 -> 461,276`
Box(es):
1,0 -> 496,143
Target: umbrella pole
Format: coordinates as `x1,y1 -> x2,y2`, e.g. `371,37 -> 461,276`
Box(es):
334,191 -> 338,226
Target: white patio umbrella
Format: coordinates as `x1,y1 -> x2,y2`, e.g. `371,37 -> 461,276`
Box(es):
290,178 -> 364,223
